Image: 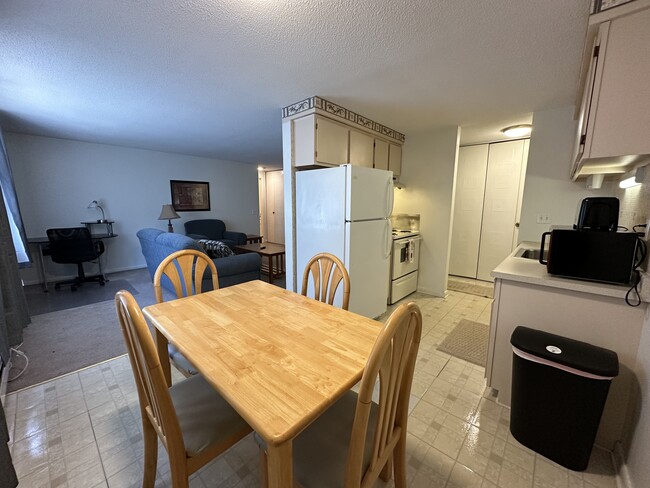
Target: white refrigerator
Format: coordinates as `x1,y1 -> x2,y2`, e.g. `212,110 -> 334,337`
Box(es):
296,164 -> 394,318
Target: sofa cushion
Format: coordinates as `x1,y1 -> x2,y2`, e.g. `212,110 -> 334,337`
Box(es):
197,239 -> 235,258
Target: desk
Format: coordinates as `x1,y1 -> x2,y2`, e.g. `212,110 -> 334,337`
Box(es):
233,242 -> 285,283
28,233 -> 117,292
142,280 -> 382,487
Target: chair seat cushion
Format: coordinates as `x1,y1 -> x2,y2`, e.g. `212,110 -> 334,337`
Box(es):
169,374 -> 250,457
168,344 -> 199,376
254,390 -> 378,488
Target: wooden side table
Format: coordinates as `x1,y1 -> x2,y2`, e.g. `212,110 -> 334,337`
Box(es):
234,242 -> 285,284
246,234 -> 263,244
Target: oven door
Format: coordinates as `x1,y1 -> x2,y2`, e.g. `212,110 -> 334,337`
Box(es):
392,237 -> 420,278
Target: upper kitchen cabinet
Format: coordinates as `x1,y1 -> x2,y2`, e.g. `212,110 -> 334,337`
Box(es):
389,143 -> 402,177
572,4 -> 650,179
374,139 -> 389,170
294,114 -> 349,167
283,96 -> 405,172
349,129 -> 374,168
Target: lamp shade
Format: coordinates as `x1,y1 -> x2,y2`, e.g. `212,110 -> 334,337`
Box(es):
158,204 -> 180,220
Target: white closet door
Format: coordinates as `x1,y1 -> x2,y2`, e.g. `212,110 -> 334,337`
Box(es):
449,144 -> 489,278
266,170 -> 285,244
477,140 -> 526,281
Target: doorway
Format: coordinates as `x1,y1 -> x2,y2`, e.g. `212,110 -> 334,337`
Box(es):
259,170 -> 285,244
449,139 -> 529,282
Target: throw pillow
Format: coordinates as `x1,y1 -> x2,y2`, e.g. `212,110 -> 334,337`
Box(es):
197,239 -> 235,258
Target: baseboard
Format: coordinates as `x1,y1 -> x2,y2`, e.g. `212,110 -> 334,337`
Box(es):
613,441 -> 633,488
417,285 -> 445,298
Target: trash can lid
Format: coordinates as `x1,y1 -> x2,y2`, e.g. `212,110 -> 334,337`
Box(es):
511,326 -> 619,377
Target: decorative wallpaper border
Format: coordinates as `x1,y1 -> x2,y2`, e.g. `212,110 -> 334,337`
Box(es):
282,96 -> 405,143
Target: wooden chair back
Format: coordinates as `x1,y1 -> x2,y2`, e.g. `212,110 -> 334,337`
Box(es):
114,291 -> 186,460
346,301 -> 422,487
301,252 -> 350,310
153,249 -> 219,304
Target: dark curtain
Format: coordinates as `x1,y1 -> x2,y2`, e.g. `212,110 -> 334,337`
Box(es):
0,128 -> 31,267
0,167 -> 30,359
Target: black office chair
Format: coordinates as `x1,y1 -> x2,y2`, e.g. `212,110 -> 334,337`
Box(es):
46,227 -> 106,291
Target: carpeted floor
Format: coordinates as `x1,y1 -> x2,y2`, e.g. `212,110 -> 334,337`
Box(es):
437,318 -> 489,367
24,279 -> 139,316
8,269 -> 157,392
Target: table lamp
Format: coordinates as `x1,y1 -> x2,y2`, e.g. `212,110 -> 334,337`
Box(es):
158,204 -> 180,232
88,200 -> 107,222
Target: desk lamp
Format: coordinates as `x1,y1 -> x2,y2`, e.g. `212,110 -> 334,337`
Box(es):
159,204 -> 180,232
88,200 -> 107,222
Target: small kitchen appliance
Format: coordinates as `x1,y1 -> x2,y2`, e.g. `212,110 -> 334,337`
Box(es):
539,229 -> 638,285
574,197 -> 619,232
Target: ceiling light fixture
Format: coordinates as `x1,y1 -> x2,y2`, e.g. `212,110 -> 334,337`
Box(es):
501,124 -> 532,138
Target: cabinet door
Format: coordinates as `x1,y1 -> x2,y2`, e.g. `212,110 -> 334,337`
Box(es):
315,116 -> 349,166
587,9 -> 650,159
449,144 -> 489,278
388,143 -> 402,177
349,129 -> 374,167
374,139 -> 389,170
575,7 -> 650,175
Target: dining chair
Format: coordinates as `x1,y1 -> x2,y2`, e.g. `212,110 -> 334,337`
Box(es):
256,301 -> 422,488
115,290 -> 252,488
301,252 -> 351,310
153,249 -> 219,377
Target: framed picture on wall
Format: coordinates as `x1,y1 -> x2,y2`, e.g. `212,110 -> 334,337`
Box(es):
170,180 -> 211,211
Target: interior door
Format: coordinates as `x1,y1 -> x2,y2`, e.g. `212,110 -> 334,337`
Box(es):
477,140 -> 526,281
449,144 -> 489,278
266,170 -> 285,244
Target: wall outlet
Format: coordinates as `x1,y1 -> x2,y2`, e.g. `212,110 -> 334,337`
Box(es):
536,214 -> 551,224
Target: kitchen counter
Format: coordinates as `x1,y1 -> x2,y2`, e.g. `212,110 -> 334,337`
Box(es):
487,241 -> 648,450
492,241 -> 646,302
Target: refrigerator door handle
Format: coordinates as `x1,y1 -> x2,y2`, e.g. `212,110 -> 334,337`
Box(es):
386,177 -> 394,219
384,220 -> 392,259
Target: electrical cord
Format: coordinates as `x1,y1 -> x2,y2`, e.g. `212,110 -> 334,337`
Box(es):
8,342 -> 29,381
626,237 -> 647,307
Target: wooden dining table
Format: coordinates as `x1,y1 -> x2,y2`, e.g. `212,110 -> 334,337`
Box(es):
142,279 -> 383,487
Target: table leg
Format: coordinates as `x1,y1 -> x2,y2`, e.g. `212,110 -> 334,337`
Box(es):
267,441 -> 292,488
34,243 -> 49,292
267,255 -> 274,284
155,330 -> 172,387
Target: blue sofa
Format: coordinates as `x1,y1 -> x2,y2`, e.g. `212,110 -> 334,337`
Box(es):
136,228 -> 261,290
137,228 -> 261,376
184,219 -> 246,249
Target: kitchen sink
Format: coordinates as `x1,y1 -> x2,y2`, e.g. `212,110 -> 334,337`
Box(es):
515,248 -> 547,260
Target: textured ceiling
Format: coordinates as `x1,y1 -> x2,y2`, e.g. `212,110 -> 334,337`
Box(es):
0,0 -> 591,164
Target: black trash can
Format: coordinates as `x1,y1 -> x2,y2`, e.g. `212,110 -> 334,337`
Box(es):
509,326 -> 618,471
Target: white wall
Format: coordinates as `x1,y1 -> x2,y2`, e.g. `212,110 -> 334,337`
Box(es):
624,308 -> 650,487
5,133 -> 260,284
393,126 -> 460,297
518,105 -> 614,243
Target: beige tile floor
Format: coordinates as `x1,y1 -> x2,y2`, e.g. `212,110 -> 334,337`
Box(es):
3,289 -> 618,487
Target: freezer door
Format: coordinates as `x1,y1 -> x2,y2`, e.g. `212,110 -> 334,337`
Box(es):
345,219 -> 391,318
296,167 -> 347,298
345,165 -> 394,221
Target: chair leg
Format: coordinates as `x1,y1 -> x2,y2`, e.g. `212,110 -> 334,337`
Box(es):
393,434 -> 408,488
142,420 -> 158,488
